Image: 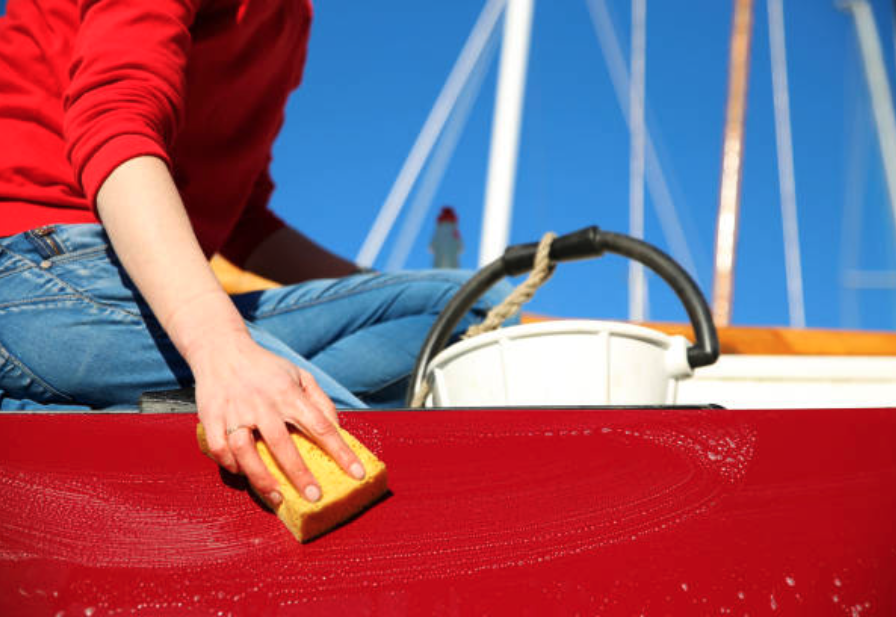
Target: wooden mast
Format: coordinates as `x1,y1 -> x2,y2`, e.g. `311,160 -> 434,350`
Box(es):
711,0 -> 755,327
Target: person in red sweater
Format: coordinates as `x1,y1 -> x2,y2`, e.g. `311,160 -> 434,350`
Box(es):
0,2 -> 505,507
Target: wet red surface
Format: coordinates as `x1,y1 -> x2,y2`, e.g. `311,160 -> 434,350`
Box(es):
1,407 -> 895,616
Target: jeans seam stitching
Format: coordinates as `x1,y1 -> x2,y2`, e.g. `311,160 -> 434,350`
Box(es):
0,264 -> 34,281
250,273 -> 466,320
0,248 -> 36,280
0,294 -> 83,310
3,286 -> 142,320
0,338 -> 76,402
0,249 -> 144,319
0,246 -> 108,280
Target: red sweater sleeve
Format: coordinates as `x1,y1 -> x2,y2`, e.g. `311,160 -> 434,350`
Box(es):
218,167 -> 287,267
63,0 -> 201,206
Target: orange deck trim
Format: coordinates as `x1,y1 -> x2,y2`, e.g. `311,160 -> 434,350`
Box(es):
521,313 -> 896,357
210,254 -> 280,294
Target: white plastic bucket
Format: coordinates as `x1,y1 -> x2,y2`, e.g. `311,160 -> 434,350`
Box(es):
422,320 -> 694,407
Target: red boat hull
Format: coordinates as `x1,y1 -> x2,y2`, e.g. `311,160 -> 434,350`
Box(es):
2,407 -> 894,615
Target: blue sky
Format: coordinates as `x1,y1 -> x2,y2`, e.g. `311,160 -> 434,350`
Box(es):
269,0 -> 896,331
265,0 -> 896,331
3,1 -> 895,331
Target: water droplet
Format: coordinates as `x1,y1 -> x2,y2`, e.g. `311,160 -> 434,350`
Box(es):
85,608 -> 96,616
770,594 -> 778,610
834,577 -> 843,587
681,583 -> 689,592
785,576 -> 796,587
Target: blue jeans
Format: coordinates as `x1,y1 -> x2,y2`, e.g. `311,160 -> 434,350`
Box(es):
0,224 -> 511,411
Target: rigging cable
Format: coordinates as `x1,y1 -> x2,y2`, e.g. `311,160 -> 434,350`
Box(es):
767,0 -> 806,327
385,21 -> 501,271
356,0 -> 507,268
585,0 -> 702,290
839,36 -> 870,328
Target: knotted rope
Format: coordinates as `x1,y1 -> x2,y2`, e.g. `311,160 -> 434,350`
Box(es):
410,232 -> 557,407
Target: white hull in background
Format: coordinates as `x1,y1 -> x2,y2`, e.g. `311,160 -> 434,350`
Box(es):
678,354 -> 896,409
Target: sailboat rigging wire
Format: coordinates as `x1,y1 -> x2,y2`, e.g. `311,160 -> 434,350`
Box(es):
841,0 -> 896,260
843,269 -> 896,288
629,0 -> 648,322
839,53 -> 871,328
585,0 -> 701,289
767,0 -> 806,328
356,0 -> 507,268
385,23 -> 500,271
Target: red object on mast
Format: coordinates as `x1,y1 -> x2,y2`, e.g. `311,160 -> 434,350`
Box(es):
436,205 -> 459,224
431,205 -> 463,268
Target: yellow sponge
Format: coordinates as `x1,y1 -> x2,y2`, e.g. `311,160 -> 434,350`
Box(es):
197,424 -> 388,543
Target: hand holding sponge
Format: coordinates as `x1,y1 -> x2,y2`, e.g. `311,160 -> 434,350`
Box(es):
197,423 -> 388,543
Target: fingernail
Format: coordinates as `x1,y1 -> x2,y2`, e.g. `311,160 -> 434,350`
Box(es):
304,485 -> 322,502
350,462 -> 366,480
267,491 -> 283,507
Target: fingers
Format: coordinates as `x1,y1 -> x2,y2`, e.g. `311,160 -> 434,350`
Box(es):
204,427 -> 238,474
196,356 -> 365,507
256,417 -> 321,503
226,422 -> 283,508
199,395 -> 238,474
285,388 -> 366,483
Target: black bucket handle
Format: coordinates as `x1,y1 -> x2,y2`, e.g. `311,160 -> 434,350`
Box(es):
406,226 -> 720,406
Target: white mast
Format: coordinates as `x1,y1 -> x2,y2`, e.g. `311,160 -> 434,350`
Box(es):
767,0 -> 806,328
356,0 -> 506,268
478,0 -> 535,266
841,0 -> 896,241
629,0 -> 648,322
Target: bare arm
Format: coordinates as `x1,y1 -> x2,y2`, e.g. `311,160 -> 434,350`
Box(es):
243,226 -> 361,285
96,156 -> 366,504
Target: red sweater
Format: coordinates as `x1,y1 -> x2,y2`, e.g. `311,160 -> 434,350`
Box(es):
0,0 -> 312,264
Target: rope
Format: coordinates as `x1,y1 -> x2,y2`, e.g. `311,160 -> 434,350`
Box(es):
463,231 -> 557,338
410,232 -> 557,407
